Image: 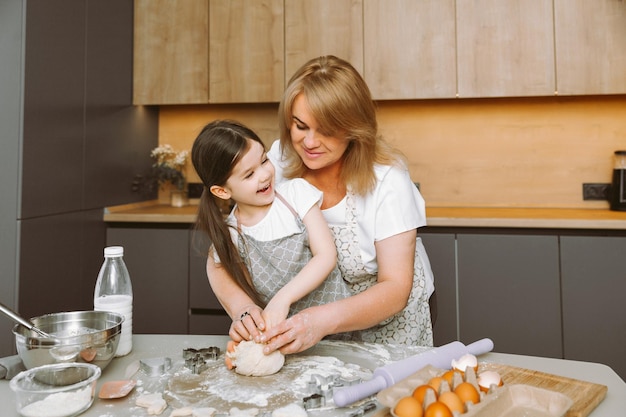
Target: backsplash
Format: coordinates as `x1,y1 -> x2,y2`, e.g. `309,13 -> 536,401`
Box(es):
158,96 -> 626,209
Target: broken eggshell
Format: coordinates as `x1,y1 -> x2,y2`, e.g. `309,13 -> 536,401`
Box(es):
477,370 -> 503,393
451,353 -> 478,374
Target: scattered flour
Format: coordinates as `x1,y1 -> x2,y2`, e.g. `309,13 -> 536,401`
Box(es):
271,403 -> 307,416
19,385 -> 92,417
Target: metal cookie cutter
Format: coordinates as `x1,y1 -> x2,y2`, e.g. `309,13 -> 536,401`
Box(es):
303,393 -> 325,410
305,373 -> 363,405
183,346 -> 220,374
183,346 -> 220,361
140,357 -> 172,377
346,400 -> 377,417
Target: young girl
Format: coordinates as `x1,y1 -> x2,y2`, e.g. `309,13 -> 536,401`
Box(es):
191,119 -> 352,336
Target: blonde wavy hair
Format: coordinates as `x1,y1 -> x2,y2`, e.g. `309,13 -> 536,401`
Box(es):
278,55 -> 403,196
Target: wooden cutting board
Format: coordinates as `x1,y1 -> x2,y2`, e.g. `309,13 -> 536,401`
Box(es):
483,363 -> 607,417
372,363 -> 607,417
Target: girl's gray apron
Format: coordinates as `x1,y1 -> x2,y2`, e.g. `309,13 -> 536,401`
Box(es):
237,193 -> 352,320
328,191 -> 434,346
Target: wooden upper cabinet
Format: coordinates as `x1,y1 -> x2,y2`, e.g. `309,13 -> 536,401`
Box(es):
456,0 -> 555,98
363,0 -> 457,100
285,0 -> 363,82
554,0 -> 626,95
209,0 -> 284,103
133,0 -> 209,105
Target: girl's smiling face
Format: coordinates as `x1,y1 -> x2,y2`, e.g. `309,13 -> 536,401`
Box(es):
219,139 -> 275,209
289,94 -> 349,173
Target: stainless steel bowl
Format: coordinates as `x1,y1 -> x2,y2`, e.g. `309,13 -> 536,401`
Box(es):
13,311 -> 123,371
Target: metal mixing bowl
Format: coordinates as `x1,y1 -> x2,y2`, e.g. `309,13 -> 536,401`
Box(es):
13,311 -> 123,371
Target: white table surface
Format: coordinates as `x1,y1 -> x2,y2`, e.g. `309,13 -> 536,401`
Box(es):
2,334 -> 625,416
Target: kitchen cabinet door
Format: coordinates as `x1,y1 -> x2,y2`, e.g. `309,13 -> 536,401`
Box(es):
285,0 -> 363,80
456,0 -> 555,98
560,236 -> 626,381
85,0 -> 158,208
107,226 -> 189,334
133,0 -> 209,105
364,0 -> 456,99
554,0 -> 626,95
209,0 -> 284,103
420,231 -> 458,346
189,230 -> 231,335
457,234 -> 562,358
21,0 -> 86,218
19,210 -> 105,320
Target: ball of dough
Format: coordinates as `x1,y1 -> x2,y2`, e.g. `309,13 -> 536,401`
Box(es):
228,340 -> 285,376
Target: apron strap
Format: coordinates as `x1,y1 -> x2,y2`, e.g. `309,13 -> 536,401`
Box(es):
235,191 -> 300,232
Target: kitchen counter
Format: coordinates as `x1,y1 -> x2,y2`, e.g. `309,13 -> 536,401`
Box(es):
2,335 -> 625,416
104,201 -> 626,229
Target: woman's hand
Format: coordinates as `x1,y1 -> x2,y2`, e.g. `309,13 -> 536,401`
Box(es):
229,304 -> 265,342
257,309 -> 325,355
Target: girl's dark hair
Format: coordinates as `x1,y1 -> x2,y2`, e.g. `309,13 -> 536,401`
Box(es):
191,119 -> 265,306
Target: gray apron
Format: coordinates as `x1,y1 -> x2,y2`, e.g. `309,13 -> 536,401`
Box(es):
328,191 -> 434,346
237,193 -> 353,321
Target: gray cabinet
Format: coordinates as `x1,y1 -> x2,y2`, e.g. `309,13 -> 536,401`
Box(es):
423,227 -> 626,380
107,226 -> 189,334
189,231 -> 232,335
560,236 -> 626,380
105,226 -> 231,336
457,234 -> 562,358
21,0 -> 86,218
420,232 -> 457,346
4,0 -> 158,345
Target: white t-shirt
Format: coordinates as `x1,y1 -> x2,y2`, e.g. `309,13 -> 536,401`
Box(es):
225,178 -> 323,242
268,140 -> 428,274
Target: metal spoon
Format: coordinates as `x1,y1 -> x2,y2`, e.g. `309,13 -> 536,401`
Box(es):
0,301 -> 53,338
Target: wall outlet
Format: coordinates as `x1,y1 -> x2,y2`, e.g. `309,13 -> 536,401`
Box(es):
582,183 -> 611,200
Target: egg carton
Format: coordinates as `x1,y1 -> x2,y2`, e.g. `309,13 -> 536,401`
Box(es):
378,365 -> 573,417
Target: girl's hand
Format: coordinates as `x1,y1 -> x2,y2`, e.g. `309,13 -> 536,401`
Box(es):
257,309 -> 325,355
229,305 -> 265,342
261,299 -> 290,331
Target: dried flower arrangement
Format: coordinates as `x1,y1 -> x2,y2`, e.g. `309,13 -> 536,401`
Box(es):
150,144 -> 189,190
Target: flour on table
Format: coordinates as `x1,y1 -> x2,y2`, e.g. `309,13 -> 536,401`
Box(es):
191,408 -> 217,417
228,407 -> 259,416
228,341 -> 285,377
19,385 -> 92,417
271,403 -> 307,416
163,340 -> 423,415
169,406 -> 194,416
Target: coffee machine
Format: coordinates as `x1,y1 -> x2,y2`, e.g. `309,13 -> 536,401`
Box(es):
610,150 -> 626,211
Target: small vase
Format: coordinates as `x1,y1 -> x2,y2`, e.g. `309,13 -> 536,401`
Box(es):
170,189 -> 188,207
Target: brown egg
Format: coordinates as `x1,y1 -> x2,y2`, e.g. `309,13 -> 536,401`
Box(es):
441,370 -> 459,386
454,381 -> 480,405
394,395 -> 423,417
424,401 -> 453,417
427,376 -> 445,393
413,384 -> 437,403
437,391 -> 464,414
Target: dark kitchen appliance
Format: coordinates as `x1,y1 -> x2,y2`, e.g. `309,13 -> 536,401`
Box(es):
610,150 -> 626,211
